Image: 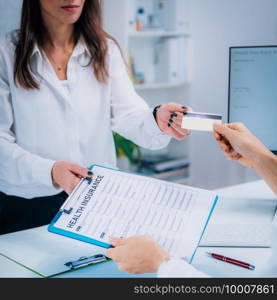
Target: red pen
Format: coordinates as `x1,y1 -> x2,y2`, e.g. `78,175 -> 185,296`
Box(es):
207,252 -> 255,270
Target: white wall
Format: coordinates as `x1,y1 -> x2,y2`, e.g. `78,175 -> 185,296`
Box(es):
0,0 -> 22,35
189,0 -> 277,189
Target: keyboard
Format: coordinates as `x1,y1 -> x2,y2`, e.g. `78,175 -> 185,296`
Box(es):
199,223 -> 272,247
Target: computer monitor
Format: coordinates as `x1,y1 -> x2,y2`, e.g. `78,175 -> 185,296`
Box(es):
228,46 -> 277,154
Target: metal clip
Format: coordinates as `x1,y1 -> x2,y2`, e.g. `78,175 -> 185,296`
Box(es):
64,254 -> 107,270
62,207 -> 73,215
60,178 -> 88,214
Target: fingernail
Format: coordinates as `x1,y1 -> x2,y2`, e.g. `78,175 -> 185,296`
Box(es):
168,123 -> 171,127
169,118 -> 173,123
86,177 -> 92,184
87,171 -> 93,176
170,113 -> 177,118
182,106 -> 188,109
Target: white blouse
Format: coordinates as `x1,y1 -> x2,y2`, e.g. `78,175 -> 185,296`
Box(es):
157,258 -> 208,278
0,31 -> 171,199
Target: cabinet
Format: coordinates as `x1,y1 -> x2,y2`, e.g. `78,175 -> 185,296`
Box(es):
103,0 -> 192,184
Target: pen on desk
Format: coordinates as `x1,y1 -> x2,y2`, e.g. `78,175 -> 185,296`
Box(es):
206,252 -> 255,270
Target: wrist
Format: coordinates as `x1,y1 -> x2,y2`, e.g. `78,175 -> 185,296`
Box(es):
51,162 -> 60,188
153,105 -> 162,123
253,150 -> 276,172
155,253 -> 170,271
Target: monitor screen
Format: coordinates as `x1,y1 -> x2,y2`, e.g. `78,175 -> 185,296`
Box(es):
228,46 -> 277,152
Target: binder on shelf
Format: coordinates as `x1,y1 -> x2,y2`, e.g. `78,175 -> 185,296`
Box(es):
138,156 -> 190,184
141,157 -> 190,173
155,36 -> 188,84
128,54 -> 137,84
154,0 -> 189,32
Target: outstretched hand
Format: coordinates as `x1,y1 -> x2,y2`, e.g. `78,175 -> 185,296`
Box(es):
213,123 -> 271,168
155,103 -> 192,140
106,235 -> 169,274
51,161 -> 93,194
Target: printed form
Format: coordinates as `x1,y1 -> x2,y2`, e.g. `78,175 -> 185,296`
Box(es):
53,166 -> 217,259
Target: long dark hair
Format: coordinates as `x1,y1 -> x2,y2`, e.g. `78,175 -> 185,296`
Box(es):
14,0 -> 116,90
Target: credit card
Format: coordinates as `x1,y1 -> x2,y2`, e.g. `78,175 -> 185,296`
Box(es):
181,112 -> 223,131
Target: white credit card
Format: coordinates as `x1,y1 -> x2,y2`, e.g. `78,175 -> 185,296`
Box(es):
181,112 -> 223,131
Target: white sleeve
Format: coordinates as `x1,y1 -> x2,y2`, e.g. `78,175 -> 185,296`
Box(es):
157,258 -> 209,278
109,42 -> 171,150
0,47 -> 57,199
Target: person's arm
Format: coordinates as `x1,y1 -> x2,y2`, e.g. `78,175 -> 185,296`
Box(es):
214,123 -> 277,195
0,47 -> 91,198
106,236 -> 208,277
109,42 -> 190,150
0,48 -> 55,198
253,151 -> 277,196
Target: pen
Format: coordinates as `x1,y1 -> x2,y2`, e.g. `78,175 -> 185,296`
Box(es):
206,252 -> 255,270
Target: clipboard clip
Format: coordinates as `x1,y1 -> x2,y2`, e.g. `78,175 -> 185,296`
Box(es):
62,207 -> 73,215
60,176 -> 93,215
64,254 -> 108,270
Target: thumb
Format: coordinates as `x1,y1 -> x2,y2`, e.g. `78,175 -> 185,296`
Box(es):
109,237 -> 126,247
69,164 -> 91,178
213,124 -> 235,139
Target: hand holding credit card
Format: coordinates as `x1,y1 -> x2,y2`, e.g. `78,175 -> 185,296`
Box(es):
181,112 -> 222,132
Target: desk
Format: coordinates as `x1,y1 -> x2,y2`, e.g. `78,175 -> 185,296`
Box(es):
0,180 -> 276,278
0,255 -> 40,278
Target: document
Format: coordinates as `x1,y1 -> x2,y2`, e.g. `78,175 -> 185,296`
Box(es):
49,165 -> 218,261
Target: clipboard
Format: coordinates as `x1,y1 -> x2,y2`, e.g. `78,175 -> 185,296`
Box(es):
48,164 -> 219,264
48,173 -> 112,249
0,225 -> 110,278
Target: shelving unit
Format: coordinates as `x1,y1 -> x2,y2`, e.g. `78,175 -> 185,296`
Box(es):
103,0 -> 192,184
128,31 -> 190,38
134,81 -> 189,91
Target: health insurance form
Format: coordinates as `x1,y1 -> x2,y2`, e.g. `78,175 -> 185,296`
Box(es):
51,166 -> 218,260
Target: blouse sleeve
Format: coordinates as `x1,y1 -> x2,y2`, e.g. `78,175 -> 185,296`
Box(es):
109,41 -> 171,150
157,258 -> 209,278
0,43 -> 57,199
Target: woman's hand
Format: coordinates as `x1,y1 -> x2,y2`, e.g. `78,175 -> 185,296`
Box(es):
213,123 -> 272,169
51,161 -> 93,195
155,103 -> 192,140
106,235 -> 169,274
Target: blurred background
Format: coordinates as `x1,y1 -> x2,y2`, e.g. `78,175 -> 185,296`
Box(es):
1,0 -> 277,190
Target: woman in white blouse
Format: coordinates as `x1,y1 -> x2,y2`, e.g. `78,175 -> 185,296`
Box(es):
0,0 -> 190,234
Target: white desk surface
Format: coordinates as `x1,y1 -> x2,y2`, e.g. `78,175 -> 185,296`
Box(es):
0,255 -> 41,278
0,180 -> 276,278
